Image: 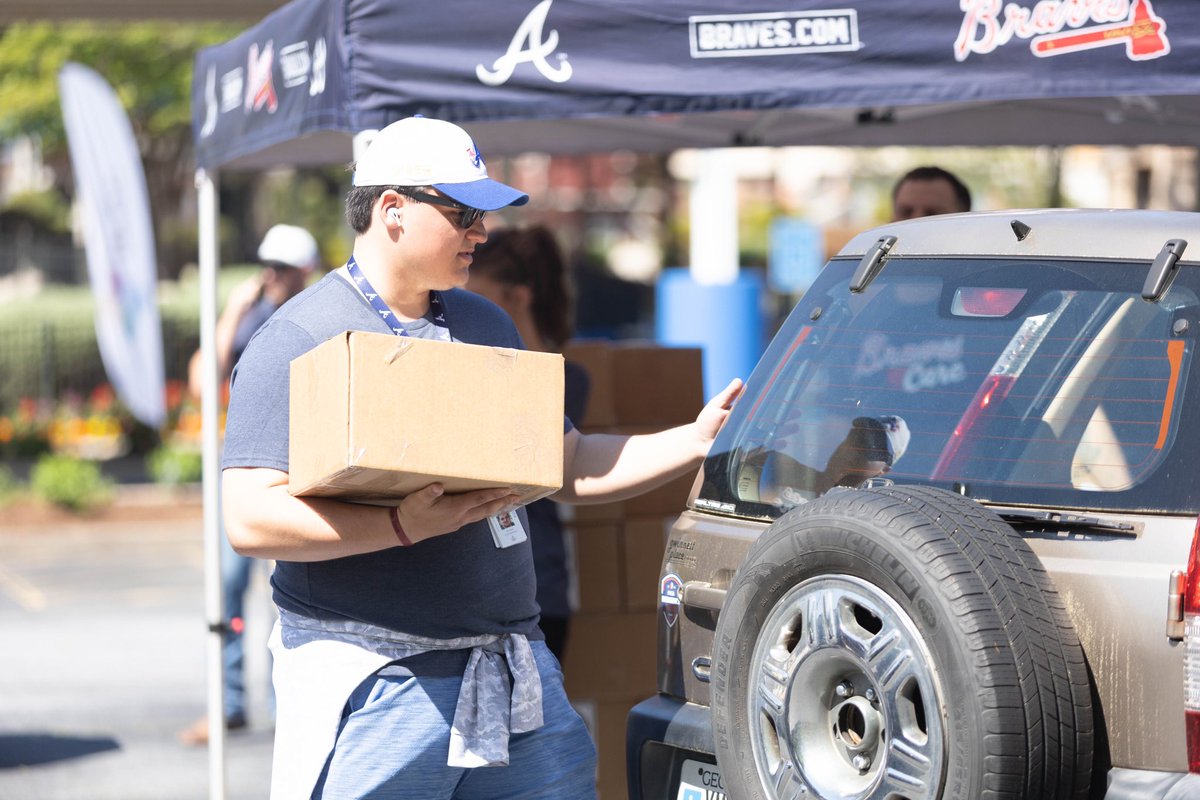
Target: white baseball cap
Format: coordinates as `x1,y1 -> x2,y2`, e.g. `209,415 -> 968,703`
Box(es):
877,414 -> 911,465
352,116 -> 529,211
257,224 -> 320,271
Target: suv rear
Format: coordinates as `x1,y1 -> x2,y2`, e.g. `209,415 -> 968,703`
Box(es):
628,209 -> 1200,799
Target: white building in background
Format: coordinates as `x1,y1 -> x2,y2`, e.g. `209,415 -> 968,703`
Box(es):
1061,146 -> 1197,211
668,144 -> 1198,266
0,135 -> 55,204
0,135 -> 71,290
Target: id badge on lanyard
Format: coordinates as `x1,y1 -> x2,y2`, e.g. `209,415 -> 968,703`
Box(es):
348,256 -> 523,549
487,510 -> 528,548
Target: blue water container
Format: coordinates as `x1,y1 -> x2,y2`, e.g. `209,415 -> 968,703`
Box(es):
655,268 -> 766,400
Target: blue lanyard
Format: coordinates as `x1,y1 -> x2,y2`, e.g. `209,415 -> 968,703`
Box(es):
346,255 -> 447,336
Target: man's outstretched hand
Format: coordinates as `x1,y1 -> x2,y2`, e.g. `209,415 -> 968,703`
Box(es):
695,378 -> 744,448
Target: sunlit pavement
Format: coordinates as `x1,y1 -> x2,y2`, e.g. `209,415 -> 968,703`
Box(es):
0,512 -> 275,799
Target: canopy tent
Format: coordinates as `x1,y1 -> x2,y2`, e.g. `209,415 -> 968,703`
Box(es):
190,0 -> 1200,796
194,0 -> 1200,171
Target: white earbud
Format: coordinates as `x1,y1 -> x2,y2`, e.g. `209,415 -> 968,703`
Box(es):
387,208 -> 401,224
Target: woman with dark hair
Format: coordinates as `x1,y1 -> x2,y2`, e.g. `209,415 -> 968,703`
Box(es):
466,225 -> 590,661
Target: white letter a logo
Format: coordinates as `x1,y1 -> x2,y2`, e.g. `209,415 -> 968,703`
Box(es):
477,0 -> 573,86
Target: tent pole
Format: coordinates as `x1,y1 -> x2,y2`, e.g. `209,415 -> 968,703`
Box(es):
196,167 -> 228,800
688,149 -> 739,285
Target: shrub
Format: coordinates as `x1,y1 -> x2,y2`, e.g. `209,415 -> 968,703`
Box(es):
29,453 -> 114,511
0,398 -> 53,459
4,189 -> 73,234
0,465 -> 20,507
0,263 -> 259,414
146,444 -> 202,486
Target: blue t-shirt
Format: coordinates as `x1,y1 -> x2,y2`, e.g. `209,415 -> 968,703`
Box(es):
222,272 -> 543,640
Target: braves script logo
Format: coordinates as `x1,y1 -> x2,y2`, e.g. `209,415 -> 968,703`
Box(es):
245,41 -> 278,113
955,0 -> 1169,63
477,0 -> 573,86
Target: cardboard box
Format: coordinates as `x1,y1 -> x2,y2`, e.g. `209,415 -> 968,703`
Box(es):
573,697 -> 639,800
563,611 -> 659,699
566,523 -> 623,613
595,700 -> 635,800
289,331 -> 564,505
610,345 -> 704,427
563,341 -> 618,428
560,498 -> 624,525
621,516 -> 673,612
623,471 -> 696,517
564,341 -> 705,428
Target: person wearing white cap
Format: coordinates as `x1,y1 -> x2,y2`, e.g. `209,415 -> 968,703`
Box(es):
186,223 -> 320,401
179,222 -> 321,747
218,116 -> 742,799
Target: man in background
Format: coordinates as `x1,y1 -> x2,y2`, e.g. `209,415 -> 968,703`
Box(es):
179,223 -> 320,746
891,166 -> 972,221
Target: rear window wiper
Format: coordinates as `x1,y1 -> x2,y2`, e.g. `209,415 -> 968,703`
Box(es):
997,510 -> 1137,536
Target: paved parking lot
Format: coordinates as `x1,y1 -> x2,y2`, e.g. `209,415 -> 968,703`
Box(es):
0,509 -> 275,799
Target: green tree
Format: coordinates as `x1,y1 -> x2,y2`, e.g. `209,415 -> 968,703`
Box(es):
0,21 -> 240,277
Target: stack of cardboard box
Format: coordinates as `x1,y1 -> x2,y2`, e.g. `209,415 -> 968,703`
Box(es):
558,340 -> 705,800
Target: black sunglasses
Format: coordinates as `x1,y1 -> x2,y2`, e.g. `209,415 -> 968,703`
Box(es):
397,189 -> 486,229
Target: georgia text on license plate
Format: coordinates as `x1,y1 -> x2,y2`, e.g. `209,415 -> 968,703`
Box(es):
676,758 -> 726,800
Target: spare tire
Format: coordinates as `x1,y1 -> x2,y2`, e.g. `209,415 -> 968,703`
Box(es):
710,485 -> 1093,800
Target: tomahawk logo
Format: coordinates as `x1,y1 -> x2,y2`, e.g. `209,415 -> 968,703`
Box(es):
476,0 -> 573,86
956,0 -> 1169,62
245,41 -> 278,113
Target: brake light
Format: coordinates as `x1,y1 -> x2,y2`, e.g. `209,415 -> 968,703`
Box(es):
951,287 -> 1027,317
1182,517 -> 1200,772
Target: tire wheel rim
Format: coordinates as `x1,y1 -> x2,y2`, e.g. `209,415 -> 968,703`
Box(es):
747,574 -> 946,799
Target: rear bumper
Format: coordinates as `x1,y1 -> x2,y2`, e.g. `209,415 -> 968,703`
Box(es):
625,694 -> 1200,800
626,695 -> 716,800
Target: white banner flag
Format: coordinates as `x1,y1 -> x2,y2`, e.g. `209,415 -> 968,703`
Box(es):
58,63 -> 165,427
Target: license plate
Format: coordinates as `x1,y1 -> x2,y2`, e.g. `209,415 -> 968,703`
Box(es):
675,758 -> 726,800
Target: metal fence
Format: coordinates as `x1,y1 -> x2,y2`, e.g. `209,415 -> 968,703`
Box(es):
0,315 -> 199,413
0,242 -> 86,285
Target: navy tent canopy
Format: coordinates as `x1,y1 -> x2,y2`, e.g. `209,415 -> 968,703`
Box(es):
193,0 -> 1200,170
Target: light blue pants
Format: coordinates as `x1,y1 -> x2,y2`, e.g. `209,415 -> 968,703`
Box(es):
312,641 -> 597,800
221,529 -> 273,720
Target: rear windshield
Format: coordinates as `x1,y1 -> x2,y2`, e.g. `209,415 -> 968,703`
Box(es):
698,257 -> 1200,518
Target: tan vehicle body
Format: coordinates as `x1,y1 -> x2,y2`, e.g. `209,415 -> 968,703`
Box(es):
631,210 -> 1200,800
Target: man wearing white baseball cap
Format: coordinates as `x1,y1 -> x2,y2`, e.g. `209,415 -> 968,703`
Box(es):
220,116 -> 742,799
186,223 -> 320,401
350,115 -> 530,212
